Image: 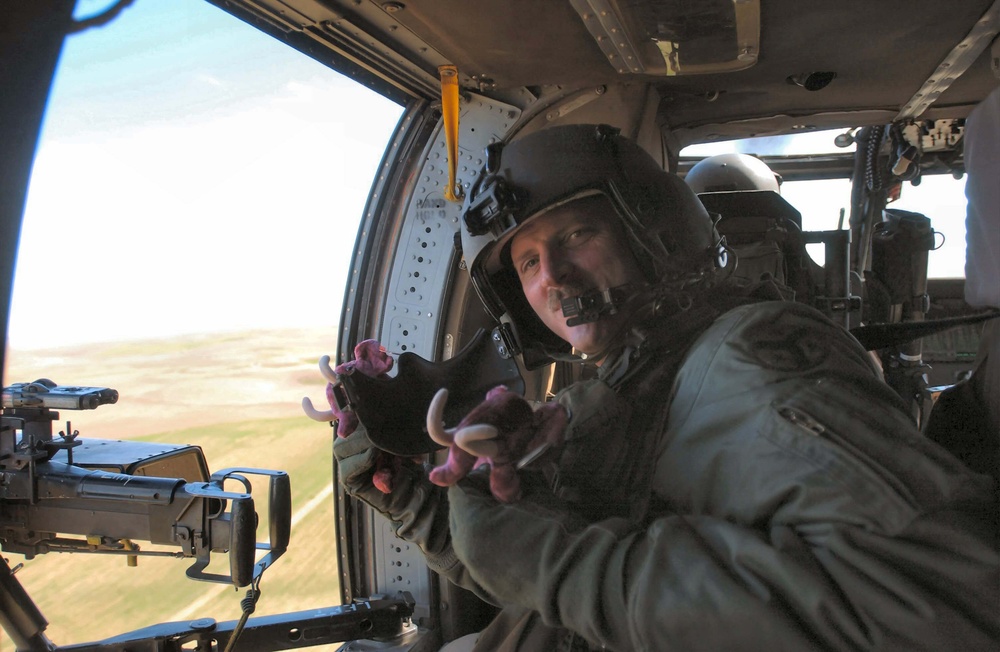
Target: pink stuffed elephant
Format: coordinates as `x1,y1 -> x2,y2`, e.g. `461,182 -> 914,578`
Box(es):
303,340 -> 400,493
427,385 -> 568,503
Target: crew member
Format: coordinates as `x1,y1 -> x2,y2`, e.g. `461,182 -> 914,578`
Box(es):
333,124 -> 999,651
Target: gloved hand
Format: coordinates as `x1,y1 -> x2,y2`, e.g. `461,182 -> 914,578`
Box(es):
309,342 -> 453,568
426,385 -> 568,503
329,340 -> 394,438
302,340 -> 402,494
333,423 -> 424,509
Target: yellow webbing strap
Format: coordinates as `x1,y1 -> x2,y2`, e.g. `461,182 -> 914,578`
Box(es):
438,64 -> 463,202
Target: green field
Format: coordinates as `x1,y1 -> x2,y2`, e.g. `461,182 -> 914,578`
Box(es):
3,417 -> 343,646
2,329 -> 347,647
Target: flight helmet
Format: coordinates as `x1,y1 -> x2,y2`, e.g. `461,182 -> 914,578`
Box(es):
685,152 -> 780,193
460,123 -> 726,367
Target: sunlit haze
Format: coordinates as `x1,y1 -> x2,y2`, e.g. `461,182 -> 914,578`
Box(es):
8,0 -> 403,350
8,1 -> 970,352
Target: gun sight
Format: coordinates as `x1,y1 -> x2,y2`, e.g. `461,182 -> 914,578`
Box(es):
2,379 -> 118,411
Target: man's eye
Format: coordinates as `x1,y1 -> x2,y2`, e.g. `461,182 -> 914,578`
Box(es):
520,258 -> 538,274
564,228 -> 591,246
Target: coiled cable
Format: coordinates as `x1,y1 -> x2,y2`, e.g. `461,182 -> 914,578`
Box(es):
223,576 -> 262,652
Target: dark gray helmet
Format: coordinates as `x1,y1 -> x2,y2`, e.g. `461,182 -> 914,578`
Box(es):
460,124 -> 725,367
685,152 -> 781,193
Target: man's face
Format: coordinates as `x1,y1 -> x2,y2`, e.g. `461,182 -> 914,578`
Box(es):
509,194 -> 645,359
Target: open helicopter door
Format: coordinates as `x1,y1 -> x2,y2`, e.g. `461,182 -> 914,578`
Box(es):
332,96 -> 521,648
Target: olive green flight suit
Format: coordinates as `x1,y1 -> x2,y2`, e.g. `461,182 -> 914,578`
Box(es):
336,301 -> 999,651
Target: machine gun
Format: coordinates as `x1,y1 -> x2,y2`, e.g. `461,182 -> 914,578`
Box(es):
0,381 -> 415,651
1,379 -> 290,585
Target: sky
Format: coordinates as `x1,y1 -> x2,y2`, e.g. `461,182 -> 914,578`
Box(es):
8,0 -> 969,350
7,0 -> 404,350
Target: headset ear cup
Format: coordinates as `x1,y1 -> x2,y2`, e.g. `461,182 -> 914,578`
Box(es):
469,244 -> 508,322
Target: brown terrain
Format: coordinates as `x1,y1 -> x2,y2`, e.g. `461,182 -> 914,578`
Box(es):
2,327 -> 348,646
4,327 -> 339,440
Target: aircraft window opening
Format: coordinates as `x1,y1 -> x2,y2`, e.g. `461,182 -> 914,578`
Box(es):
680,132 -> 968,279
3,0 -> 403,645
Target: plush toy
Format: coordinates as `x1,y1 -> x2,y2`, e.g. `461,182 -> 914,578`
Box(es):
302,339 -> 400,493
426,385 -> 568,503
304,341 -> 569,502
327,340 -> 394,438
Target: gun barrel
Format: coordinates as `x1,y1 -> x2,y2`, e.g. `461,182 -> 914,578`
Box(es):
33,463 -> 183,503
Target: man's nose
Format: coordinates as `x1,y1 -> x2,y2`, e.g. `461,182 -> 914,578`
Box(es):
538,247 -> 573,287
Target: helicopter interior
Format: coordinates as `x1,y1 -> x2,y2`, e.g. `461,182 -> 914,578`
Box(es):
1,0 -> 998,650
